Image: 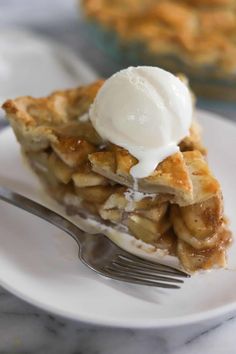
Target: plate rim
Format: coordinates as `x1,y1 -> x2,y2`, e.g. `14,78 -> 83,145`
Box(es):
0,273 -> 236,329
0,109 -> 236,329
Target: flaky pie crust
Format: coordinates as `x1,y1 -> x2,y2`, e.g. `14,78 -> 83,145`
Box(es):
2,80 -> 231,272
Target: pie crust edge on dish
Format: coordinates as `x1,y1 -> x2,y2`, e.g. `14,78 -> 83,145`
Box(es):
82,0 -> 236,77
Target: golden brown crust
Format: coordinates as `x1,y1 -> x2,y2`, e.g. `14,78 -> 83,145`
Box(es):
82,0 -> 236,75
2,81 -> 104,151
89,149 -> 220,205
89,150 -> 193,201
2,80 -> 103,126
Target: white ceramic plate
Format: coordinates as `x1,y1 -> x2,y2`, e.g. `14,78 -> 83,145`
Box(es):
0,111 -> 236,328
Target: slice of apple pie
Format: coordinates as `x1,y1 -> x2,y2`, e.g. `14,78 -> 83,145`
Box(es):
2,79 -> 231,272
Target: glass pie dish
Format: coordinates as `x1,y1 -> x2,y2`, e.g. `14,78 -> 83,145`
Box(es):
80,0 -> 236,101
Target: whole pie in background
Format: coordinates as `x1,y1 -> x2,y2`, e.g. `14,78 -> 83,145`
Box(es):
81,0 -> 236,100
2,76 -> 232,273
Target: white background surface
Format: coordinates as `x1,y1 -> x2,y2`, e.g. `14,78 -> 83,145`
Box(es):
0,0 -> 236,353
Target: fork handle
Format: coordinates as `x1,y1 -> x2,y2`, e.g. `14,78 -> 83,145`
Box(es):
0,187 -> 86,245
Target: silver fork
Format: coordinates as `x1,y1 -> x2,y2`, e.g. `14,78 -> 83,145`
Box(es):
0,187 -> 190,289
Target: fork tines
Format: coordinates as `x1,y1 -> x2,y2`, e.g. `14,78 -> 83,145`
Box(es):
104,253 -> 190,289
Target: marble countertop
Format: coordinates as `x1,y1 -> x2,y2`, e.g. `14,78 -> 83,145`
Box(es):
1,282 -> 236,354
0,0 -> 236,353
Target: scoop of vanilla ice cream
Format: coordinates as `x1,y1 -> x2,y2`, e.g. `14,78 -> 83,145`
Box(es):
89,66 -> 193,178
